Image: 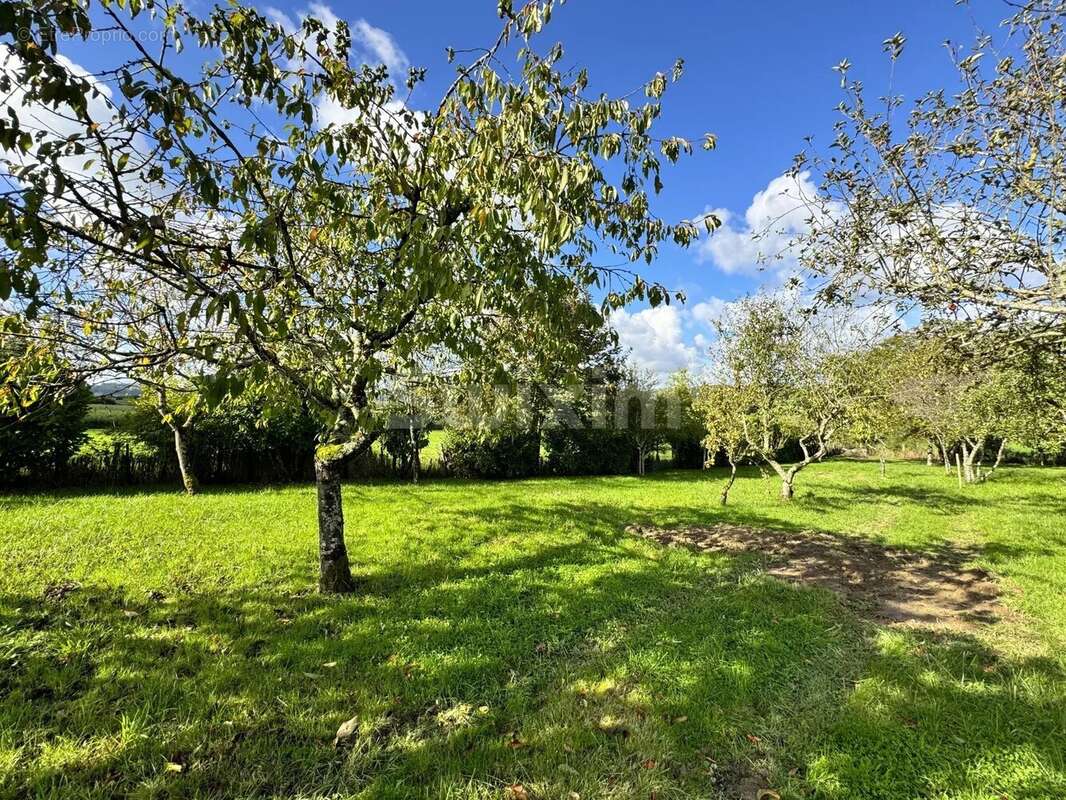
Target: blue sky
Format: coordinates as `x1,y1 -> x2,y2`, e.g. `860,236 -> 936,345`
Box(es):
47,0 -> 1011,375
254,0 -> 1008,375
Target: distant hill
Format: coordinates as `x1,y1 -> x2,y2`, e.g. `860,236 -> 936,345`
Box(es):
89,381 -> 140,400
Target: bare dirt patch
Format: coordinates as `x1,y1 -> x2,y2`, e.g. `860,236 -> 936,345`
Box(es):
628,523 -> 1008,631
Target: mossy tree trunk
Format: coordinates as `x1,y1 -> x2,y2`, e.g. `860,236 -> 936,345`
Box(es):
315,457 -> 355,594
313,432 -> 379,594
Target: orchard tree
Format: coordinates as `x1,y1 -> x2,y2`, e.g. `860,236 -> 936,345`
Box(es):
693,383 -> 752,505
659,369 -> 707,468
957,363 -> 1066,480
892,332 -> 1065,481
796,0 -> 1066,354
620,366 -> 667,476
841,339 -> 909,476
0,1 -> 710,591
891,337 -> 973,473
713,295 -> 858,500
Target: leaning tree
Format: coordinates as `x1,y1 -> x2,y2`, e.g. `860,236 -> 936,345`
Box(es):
0,1 -> 710,591
693,382 -> 752,505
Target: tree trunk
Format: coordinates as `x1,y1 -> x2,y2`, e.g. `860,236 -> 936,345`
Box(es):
983,439 -> 1006,481
720,461 -> 737,505
408,420 -> 420,485
961,438 -> 984,484
171,424 -> 199,495
879,455 -> 886,478
955,451 -> 963,489
940,440 -> 952,473
315,458 -> 355,594
765,457 -> 796,501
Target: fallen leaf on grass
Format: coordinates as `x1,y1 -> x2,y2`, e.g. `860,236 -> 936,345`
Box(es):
505,783 -> 529,799
333,715 -> 359,748
757,791 -> 780,800
641,758 -> 656,769
164,762 -> 183,773
322,661 -> 338,668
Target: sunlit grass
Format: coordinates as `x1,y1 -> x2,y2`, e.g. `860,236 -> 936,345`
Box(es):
0,461 -> 1063,798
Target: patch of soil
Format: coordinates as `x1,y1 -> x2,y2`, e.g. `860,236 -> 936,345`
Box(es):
628,523 -> 1008,631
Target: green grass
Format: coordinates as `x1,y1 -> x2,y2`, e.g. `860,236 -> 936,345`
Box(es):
84,403 -> 135,429
0,461 -> 1064,799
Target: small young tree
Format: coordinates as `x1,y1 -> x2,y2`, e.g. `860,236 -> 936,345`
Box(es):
620,366 -> 666,476
379,363 -> 435,483
841,340 -> 910,477
712,295 -> 855,501
694,383 -> 752,505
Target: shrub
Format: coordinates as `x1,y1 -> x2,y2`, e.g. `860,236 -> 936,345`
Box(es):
665,434 -> 705,469
542,426 -> 632,475
0,384 -> 92,485
441,428 -> 540,478
118,394 -> 320,484
381,426 -> 429,475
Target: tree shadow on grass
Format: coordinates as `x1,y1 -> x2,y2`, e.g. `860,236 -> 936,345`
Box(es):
1,542 -> 839,798
1,490 -> 1064,799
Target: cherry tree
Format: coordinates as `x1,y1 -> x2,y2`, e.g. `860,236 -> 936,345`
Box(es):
0,1 -> 710,591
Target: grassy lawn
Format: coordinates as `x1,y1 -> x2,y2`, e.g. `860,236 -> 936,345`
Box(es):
0,461 -> 1063,799
84,403 -> 136,429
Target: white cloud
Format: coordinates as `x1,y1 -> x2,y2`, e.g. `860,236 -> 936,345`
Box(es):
305,2 -> 341,31
267,5 -> 408,78
0,44 -> 165,227
610,304 -> 698,377
264,7 -> 296,32
690,297 -> 727,328
265,5 -> 411,131
352,19 -> 409,76
697,171 -> 821,277
607,294 -> 742,380
0,46 -> 119,179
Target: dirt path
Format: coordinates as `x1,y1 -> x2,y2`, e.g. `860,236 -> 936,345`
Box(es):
628,523 -> 1007,631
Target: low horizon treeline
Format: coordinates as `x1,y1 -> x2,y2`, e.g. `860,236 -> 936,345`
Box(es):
0,384 -> 713,488
3,369 -> 1064,491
